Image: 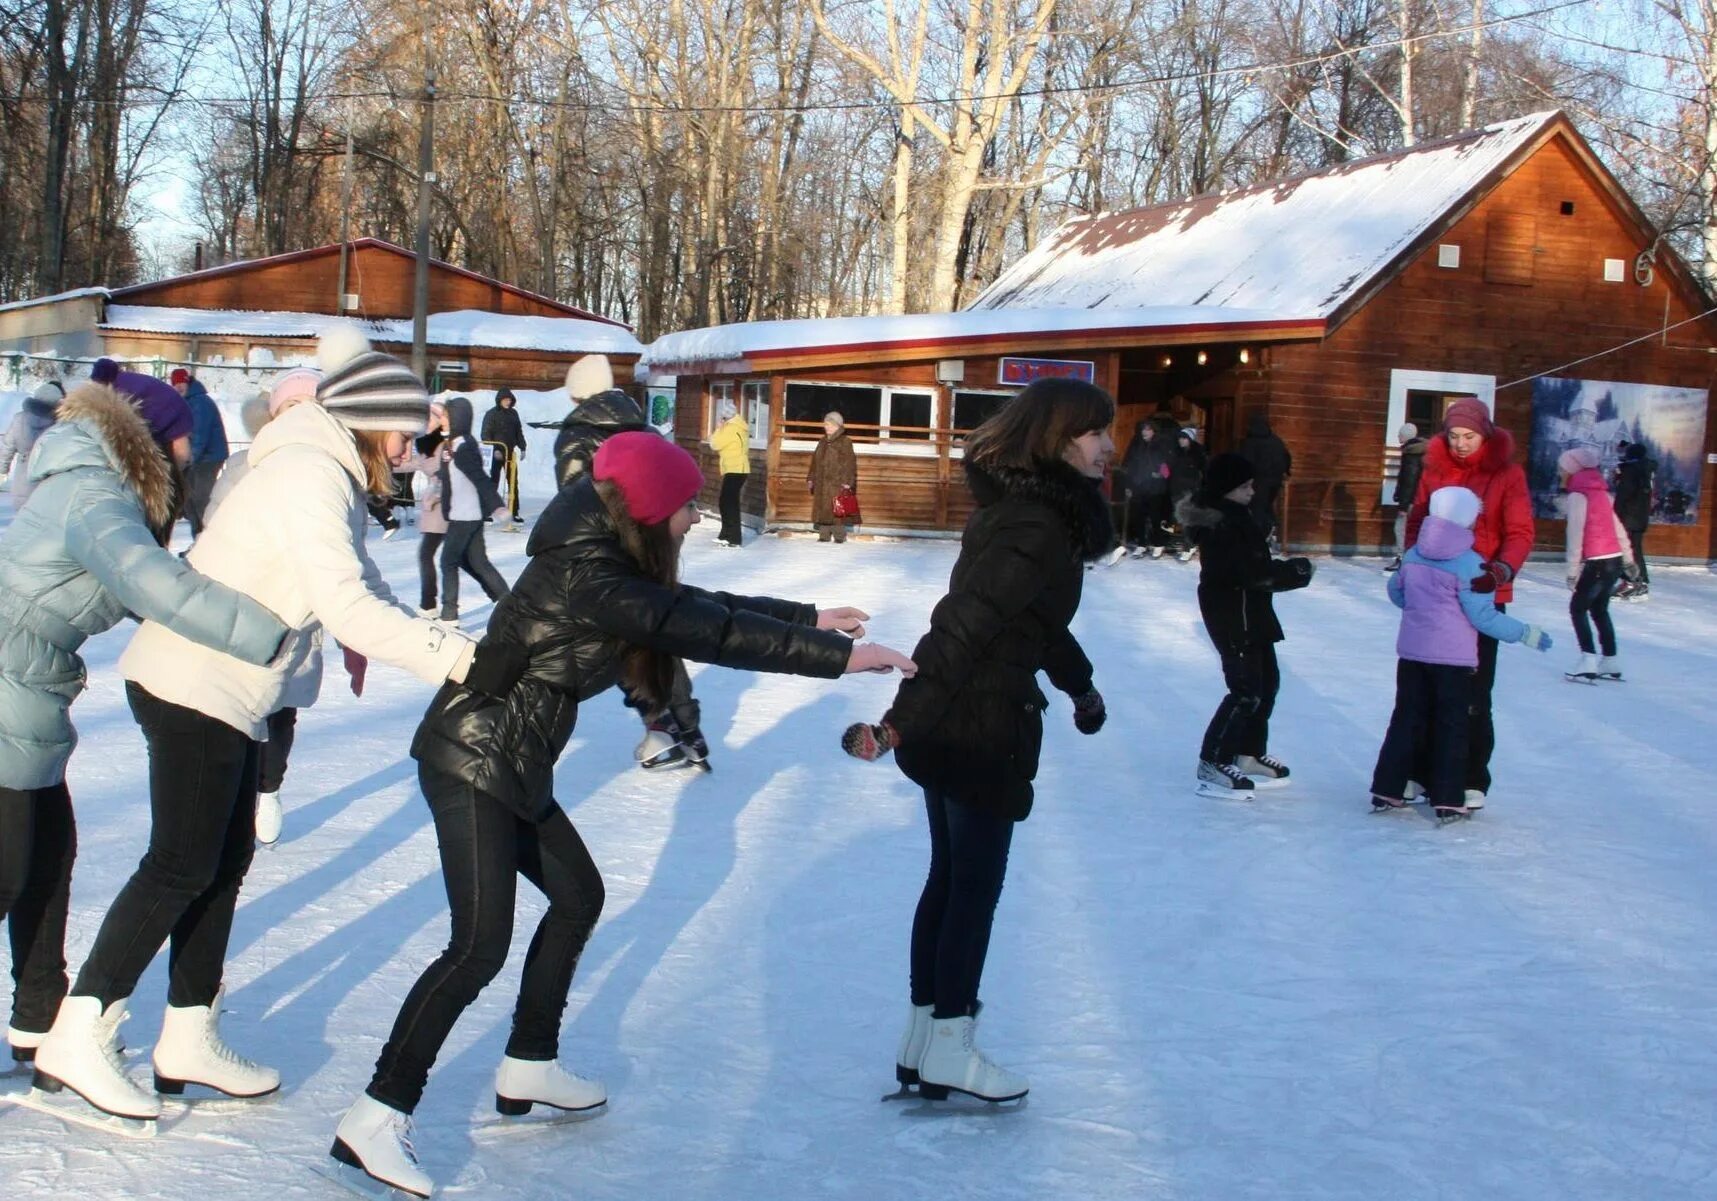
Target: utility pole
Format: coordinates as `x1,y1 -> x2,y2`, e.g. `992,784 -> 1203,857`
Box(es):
336,99 -> 355,314
412,65 -> 437,382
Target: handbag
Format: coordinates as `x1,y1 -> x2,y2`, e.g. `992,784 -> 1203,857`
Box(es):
832,485 -> 861,522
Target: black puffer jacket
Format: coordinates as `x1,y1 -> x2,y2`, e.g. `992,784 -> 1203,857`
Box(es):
1613,449 -> 1655,528
480,399 -> 525,456
537,391 -> 649,488
411,477 -> 852,820
1177,493 -> 1311,651
886,459 -> 1113,822
1236,413 -> 1292,494
1393,436 -> 1427,507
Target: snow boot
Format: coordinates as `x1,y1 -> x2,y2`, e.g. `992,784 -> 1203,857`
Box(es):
255,790 -> 283,846
493,1055 -> 606,1116
1565,653 -> 1600,684
1235,753 -> 1290,788
33,996 -> 161,1119
152,988 -> 279,1098
8,1023 -> 44,1063
332,1094 -> 433,1198
1597,655 -> 1624,682
1195,760 -> 1255,799
916,1016 -> 1028,1103
895,1003 -> 932,1086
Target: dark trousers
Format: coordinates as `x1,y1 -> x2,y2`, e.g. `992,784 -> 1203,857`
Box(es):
185,461 -> 223,536
417,532 -> 445,610
0,782 -> 75,1033
73,684 -> 259,1009
1372,659 -> 1473,809
1624,523 -> 1649,584
814,521 -> 848,542
1571,558 -> 1623,655
367,769 -> 605,1113
440,520 -> 509,618
259,707 -> 298,795
619,658 -> 701,733
1200,643 -> 1279,764
489,453 -> 519,519
1127,492 -> 1170,548
718,473 -> 746,544
909,791 -> 1015,1020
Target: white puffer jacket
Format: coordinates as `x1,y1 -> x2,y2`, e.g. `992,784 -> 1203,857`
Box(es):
121,401 -> 476,738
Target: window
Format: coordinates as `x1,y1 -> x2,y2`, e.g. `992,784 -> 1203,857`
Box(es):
707,381 -> 734,437
783,381 -> 941,449
742,380 -> 770,444
953,389 -> 1011,434
1384,369 -> 1496,491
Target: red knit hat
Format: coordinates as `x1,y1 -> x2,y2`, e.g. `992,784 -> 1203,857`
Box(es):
594,431 -> 704,525
1442,398 -> 1494,438
170,368 -> 190,386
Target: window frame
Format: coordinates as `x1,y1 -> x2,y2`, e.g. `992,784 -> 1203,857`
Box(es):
1383,368 -> 1495,491
948,387 -> 1015,458
780,379 -> 944,456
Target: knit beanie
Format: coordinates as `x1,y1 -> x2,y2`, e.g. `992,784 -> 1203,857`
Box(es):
1397,422 -> 1418,442
1201,451 -> 1255,501
314,328 -> 429,433
1558,446 -> 1601,475
1428,485 -> 1482,530
267,366 -> 322,416
566,354 -> 614,402
1442,398 -> 1494,438
114,370 -> 193,447
170,368 -> 190,386
91,358 -> 120,385
594,430 -> 704,526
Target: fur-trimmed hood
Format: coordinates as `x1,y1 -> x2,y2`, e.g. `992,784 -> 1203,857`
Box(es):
1425,425 -> 1516,479
28,382 -> 173,528
1175,492 -> 1234,532
965,458 -> 1115,561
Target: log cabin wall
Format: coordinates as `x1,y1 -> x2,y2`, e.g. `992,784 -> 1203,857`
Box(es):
1264,134 -> 1717,559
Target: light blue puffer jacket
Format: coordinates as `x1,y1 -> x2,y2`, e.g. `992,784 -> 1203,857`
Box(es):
0,384 -> 286,790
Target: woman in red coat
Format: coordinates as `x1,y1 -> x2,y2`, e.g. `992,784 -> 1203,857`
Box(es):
1402,398 -> 1535,808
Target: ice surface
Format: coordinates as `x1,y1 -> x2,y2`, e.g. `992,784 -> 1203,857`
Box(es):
1,505 -> 1715,1200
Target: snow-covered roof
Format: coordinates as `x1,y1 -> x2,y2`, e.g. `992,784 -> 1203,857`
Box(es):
0,286 -> 110,315
642,305 -> 1310,370
100,305 -> 644,356
969,112 -> 1561,319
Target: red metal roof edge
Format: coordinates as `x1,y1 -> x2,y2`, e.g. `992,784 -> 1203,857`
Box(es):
108,238 -> 632,330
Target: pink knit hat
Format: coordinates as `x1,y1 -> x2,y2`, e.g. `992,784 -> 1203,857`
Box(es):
594,431 -> 704,525
1442,398 -> 1494,438
268,367 -> 322,416
1558,446 -> 1601,475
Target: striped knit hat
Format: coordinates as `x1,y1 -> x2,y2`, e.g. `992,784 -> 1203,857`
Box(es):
314,328 -> 429,433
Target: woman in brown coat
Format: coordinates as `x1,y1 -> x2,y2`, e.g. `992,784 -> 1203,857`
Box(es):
808,411 -> 859,542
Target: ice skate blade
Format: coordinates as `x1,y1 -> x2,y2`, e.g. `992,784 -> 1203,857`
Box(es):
1564,673 -> 1599,685
1194,783 -> 1253,800
323,1139 -> 431,1199
916,1080 -> 1029,1104
0,1085 -> 158,1138
1433,807 -> 1473,825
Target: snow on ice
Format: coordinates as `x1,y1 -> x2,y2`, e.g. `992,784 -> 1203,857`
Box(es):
3,480 -> 1717,1200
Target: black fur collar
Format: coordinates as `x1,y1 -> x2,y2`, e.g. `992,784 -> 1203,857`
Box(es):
966,458 -> 1116,561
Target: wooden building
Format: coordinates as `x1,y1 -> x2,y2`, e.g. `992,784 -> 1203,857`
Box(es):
644,111 -> 1717,559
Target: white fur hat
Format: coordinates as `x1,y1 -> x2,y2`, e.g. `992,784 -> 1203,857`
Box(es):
1428,485 -> 1482,530
565,354 -> 614,401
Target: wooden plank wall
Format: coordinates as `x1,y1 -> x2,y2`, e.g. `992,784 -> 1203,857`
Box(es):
1265,135 -> 1717,559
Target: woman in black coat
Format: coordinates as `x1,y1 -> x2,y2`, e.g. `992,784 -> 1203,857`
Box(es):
333,432 -> 915,1198
844,377 -> 1116,1104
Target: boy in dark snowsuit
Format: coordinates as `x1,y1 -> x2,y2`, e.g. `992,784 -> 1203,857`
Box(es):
1177,453 -> 1314,797
1612,442 -> 1654,599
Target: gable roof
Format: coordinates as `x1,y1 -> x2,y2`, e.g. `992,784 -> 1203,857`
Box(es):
970,112 -> 1572,325
109,238 -> 628,328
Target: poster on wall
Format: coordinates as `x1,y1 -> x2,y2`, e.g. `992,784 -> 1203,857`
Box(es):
646,386 -> 676,436
1527,376 -> 1708,524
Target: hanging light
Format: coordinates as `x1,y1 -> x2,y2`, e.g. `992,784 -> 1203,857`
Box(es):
1160,353 -> 1173,369
1238,347 -> 1251,364
1196,350 -> 1208,366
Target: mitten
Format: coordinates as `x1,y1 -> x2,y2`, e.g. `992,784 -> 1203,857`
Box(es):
1471,561 -> 1511,594
1072,689 -> 1106,735
842,721 -> 899,761
1288,556 -> 1315,582
464,640 -> 529,697
1519,625 -> 1553,652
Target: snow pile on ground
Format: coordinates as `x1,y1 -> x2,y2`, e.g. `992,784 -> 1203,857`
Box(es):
1,511 -> 1715,1200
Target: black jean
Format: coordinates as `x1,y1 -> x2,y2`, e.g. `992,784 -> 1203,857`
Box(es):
259,707 -> 298,795
72,684 -> 259,1009
1624,524 -> 1648,584
1372,659 -> 1473,809
718,473 -> 746,544
440,520 -> 509,617
1200,643 -> 1279,764
1571,558 -> 1623,655
367,768 -> 606,1114
417,531 -> 445,610
909,791 -> 1015,1020
0,782 -> 75,1033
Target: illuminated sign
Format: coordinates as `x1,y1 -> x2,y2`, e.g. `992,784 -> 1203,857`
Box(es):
998,356 -> 1095,385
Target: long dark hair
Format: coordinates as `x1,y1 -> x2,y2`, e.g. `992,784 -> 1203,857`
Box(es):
595,478 -> 681,711
963,377 -> 1115,471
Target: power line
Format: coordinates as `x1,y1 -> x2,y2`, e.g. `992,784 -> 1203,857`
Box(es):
1496,304 -> 1717,391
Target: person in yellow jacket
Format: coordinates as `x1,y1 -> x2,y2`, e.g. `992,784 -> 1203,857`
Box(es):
709,399 -> 751,547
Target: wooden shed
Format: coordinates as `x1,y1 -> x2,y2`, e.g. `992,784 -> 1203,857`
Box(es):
646,111 -> 1717,560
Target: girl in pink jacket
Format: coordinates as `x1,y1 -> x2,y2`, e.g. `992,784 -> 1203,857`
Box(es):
1559,447 -> 1636,683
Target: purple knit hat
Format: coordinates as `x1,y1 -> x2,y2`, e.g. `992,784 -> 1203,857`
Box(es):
110,368 -> 193,447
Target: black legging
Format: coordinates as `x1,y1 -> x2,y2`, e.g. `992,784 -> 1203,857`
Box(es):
418,532 -> 446,610
1571,558 -> 1623,655
0,782 -> 75,1034
909,791 -> 1014,1020
259,707 -> 298,796
1200,643 -> 1279,764
439,521 -> 509,616
366,768 -> 605,1114
718,473 -> 746,544
73,684 -> 258,1009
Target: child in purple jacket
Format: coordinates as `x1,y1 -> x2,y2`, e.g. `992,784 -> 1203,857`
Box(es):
1371,486 -> 1552,821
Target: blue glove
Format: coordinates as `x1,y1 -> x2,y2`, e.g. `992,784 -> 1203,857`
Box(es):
1520,625 -> 1553,652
